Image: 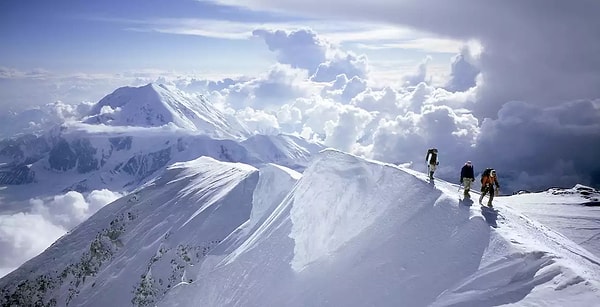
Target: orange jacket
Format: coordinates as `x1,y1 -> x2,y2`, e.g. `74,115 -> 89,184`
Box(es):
482,175 -> 499,187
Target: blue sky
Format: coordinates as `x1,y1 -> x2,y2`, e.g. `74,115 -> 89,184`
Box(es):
1,0 -> 458,80
1,0 -> 599,191
1,1 -> 277,73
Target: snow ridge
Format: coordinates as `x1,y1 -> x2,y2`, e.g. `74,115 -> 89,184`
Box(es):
2,149 -> 600,307
0,157 -> 259,307
163,149 -> 600,307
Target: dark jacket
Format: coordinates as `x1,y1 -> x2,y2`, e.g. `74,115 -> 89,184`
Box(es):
426,151 -> 438,165
460,164 -> 474,181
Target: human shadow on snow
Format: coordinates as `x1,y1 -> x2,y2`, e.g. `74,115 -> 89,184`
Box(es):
480,206 -> 498,228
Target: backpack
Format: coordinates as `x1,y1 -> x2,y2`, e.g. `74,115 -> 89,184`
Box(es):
426,148 -> 438,164
481,168 -> 494,184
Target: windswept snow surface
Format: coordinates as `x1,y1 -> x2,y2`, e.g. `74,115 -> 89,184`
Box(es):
241,134 -> 324,170
163,149 -> 600,307
502,185 -> 600,258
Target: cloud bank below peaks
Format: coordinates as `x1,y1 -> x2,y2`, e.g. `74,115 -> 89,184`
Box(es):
0,189 -> 123,278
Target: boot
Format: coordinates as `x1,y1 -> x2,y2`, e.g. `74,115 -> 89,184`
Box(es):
429,171 -> 434,179
479,195 -> 483,205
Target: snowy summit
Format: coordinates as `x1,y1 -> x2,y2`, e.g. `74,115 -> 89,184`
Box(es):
1,149 -> 599,306
84,83 -> 249,139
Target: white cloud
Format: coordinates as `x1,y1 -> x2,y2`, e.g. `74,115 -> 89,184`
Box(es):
356,37 -> 463,54
323,106 -> 374,152
208,0 -> 600,119
30,192 -> 88,229
368,103 -> 480,168
0,212 -> 65,277
445,45 -> 480,92
85,189 -> 124,215
322,74 -> 368,104
0,66 -> 51,80
149,19 -> 254,40
30,190 -> 123,230
251,28 -> 370,83
402,56 -> 432,87
0,100 -> 96,138
252,29 -> 330,74
311,52 -> 369,82
235,107 -> 280,134
218,63 -> 316,110
100,16 -> 461,53
0,189 -> 123,277
294,96 -> 342,139
351,86 -> 401,115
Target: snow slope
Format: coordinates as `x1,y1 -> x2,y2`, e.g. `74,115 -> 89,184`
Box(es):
163,150 -> 600,307
241,133 -> 323,171
84,83 -> 249,139
0,157 -> 301,306
2,149 -> 600,306
503,185 -> 600,259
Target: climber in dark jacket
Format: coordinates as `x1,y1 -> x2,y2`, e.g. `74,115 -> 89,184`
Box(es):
460,161 -> 475,198
425,148 -> 439,179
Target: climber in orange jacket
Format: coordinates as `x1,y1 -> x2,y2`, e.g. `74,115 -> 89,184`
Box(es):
479,168 -> 500,207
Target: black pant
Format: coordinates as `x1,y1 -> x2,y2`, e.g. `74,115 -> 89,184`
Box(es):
481,185 -> 495,202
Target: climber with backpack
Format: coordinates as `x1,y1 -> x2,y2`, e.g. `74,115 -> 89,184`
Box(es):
425,148 -> 439,179
460,161 -> 475,198
479,168 -> 500,207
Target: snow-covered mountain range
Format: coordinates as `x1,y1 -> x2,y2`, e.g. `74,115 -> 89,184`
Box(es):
0,82 -> 324,290
1,149 -> 599,306
0,84 -> 322,200
1,83 -> 599,307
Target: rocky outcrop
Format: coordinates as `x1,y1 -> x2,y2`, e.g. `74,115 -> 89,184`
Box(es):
0,164 -> 35,184
121,147 -> 172,178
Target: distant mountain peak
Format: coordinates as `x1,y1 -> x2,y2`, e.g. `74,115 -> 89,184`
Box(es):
83,83 -> 249,139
